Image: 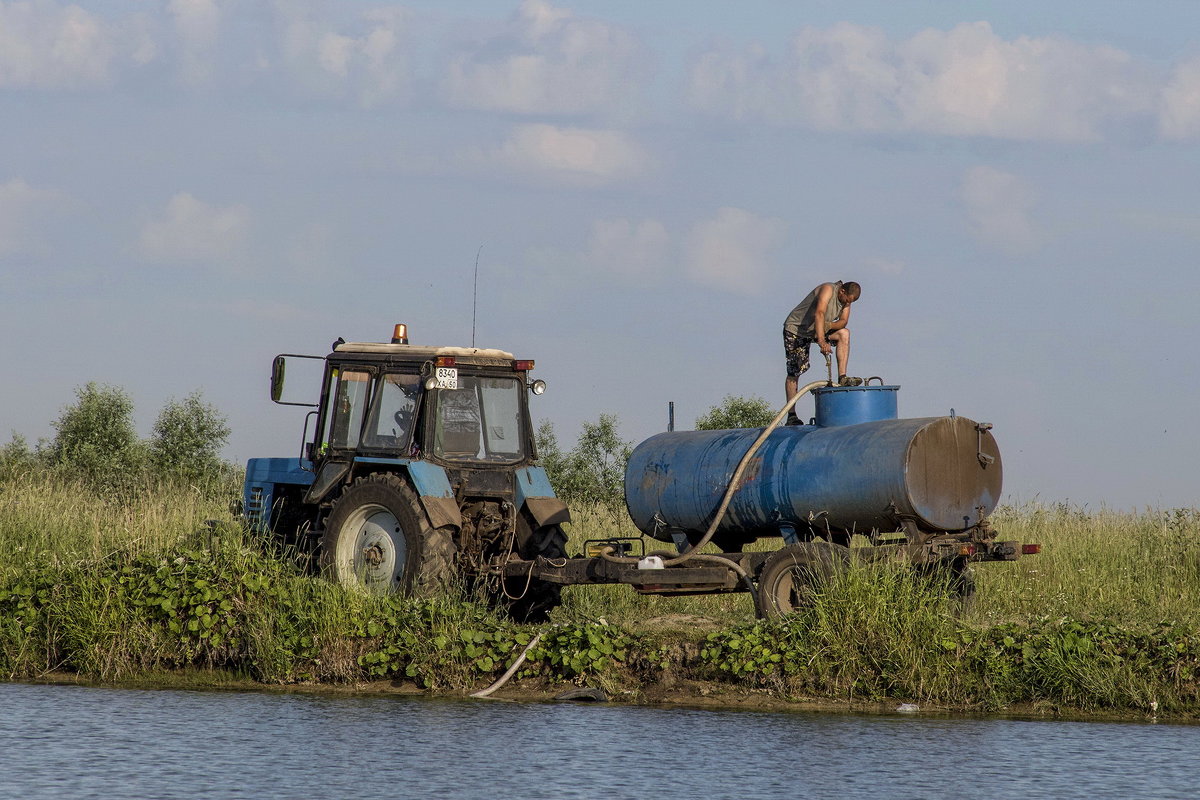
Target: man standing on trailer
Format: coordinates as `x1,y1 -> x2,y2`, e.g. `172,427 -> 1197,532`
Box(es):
783,280 -> 862,415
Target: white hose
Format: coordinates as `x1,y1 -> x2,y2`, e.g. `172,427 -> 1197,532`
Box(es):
469,632 -> 544,698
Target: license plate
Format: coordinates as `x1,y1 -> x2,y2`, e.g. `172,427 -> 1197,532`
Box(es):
435,367 -> 458,389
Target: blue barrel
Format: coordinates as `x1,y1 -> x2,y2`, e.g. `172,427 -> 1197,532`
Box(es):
625,413 -> 1002,542
813,385 -> 898,426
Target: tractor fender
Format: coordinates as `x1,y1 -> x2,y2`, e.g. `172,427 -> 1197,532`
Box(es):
318,458 -> 461,532
397,460 -> 461,531
515,466 -> 571,528
524,497 -> 571,528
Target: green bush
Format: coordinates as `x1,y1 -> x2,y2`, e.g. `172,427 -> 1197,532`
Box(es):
0,433 -> 40,481
695,394 -> 776,430
47,383 -> 145,492
149,391 -> 232,489
535,414 -> 632,507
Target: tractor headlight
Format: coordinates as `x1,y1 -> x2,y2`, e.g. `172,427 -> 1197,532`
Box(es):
529,379 -> 547,395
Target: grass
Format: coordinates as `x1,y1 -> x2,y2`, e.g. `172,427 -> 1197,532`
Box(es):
555,501 -> 1200,631
0,472 -> 230,576
979,503 -> 1200,627
552,500 -> 1200,712
2,473 -> 1199,714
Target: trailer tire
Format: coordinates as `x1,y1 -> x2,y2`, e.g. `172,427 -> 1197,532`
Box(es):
504,520 -> 568,624
946,556 -> 977,613
320,473 -> 456,596
756,542 -> 847,618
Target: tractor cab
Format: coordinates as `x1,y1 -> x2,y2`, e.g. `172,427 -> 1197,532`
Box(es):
306,347 -> 538,469
265,324 -> 543,466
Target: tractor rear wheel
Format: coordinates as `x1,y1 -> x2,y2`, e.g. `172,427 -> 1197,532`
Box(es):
320,473 -> 456,596
755,542 -> 847,618
503,518 -> 568,623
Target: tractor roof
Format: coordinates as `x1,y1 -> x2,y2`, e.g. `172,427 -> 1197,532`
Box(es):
333,342 -> 515,359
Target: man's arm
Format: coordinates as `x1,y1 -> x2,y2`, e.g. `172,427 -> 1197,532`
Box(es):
829,301 -> 851,331
813,283 -> 834,354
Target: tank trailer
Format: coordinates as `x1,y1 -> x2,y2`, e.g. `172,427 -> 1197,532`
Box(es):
245,325 -> 1038,620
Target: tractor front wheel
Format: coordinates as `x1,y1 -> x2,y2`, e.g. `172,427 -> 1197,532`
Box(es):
320,473 -> 456,596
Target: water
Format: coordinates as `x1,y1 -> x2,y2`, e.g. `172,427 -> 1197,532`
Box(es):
1,682 -> 1197,799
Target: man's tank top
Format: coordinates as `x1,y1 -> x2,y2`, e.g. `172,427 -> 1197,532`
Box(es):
783,281 -> 843,337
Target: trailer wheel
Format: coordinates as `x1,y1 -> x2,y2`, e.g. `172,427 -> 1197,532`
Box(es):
945,556 -> 977,613
320,473 -> 456,595
756,542 -> 847,618
504,519 -> 568,623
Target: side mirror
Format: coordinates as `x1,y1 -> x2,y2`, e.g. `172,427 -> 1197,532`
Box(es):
270,356 -> 286,403
268,353 -> 323,407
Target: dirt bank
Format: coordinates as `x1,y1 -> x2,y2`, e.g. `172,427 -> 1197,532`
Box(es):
22,671 -> 1180,724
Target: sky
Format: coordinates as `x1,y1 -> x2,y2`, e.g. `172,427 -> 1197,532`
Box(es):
3,0 -> 1200,511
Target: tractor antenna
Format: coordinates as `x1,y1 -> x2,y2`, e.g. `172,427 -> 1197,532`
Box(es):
471,244 -> 483,348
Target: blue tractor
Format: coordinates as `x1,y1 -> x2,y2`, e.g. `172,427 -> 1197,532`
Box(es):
243,324 -> 570,621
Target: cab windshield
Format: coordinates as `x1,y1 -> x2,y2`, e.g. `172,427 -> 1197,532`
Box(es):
432,376 -> 526,463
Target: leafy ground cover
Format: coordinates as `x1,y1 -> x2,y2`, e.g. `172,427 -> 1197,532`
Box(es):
2,475 -> 1198,716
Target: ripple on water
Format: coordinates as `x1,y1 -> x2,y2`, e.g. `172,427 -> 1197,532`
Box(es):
0,683 -> 1197,800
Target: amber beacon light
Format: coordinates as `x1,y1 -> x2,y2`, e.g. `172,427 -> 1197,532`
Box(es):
391,323 -> 409,344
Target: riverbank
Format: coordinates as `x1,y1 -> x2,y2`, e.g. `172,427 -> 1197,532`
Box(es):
17,669 -> 1187,725
4,540 -> 1198,718
2,477 -> 1199,718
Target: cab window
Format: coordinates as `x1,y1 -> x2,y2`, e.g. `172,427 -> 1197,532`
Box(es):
362,373 -> 422,451
433,376 -> 526,462
322,368 -> 372,449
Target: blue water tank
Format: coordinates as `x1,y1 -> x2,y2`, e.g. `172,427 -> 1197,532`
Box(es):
625,391 -> 1001,543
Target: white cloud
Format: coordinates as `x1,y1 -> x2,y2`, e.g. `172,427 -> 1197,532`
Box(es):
683,207 -> 786,294
689,21 -> 1154,141
586,218 -> 671,280
0,1 -> 119,88
961,166 -> 1039,253
462,124 -> 651,185
138,192 -> 250,264
1160,57 -> 1200,140
169,0 -> 221,85
274,5 -> 409,106
0,178 -> 61,256
442,0 -> 645,115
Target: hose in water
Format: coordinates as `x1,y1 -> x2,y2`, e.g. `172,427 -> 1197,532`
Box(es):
470,632 -> 544,698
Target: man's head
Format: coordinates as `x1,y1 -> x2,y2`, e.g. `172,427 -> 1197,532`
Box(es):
839,281 -> 861,304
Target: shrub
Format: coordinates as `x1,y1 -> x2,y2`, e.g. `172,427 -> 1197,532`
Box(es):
695,395 -> 776,430
0,433 -> 39,482
149,391 -> 232,487
48,383 -> 145,491
536,415 -> 632,507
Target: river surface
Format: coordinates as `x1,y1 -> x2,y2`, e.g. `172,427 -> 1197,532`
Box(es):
1,682 -> 1197,799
